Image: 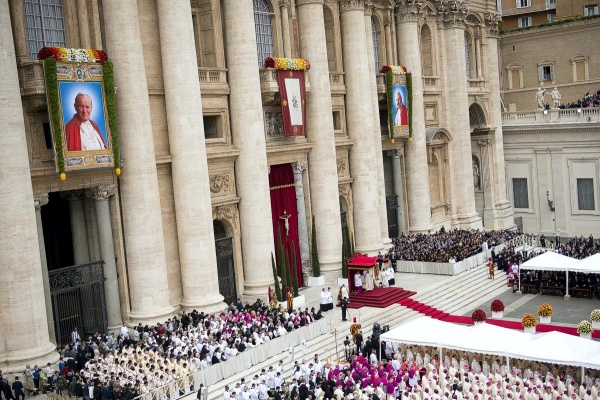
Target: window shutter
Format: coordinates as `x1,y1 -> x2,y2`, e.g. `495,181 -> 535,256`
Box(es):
538,66 -> 544,81
516,0 -> 520,7
549,64 -> 554,81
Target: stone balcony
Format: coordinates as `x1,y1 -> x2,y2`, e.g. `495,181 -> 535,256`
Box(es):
423,76 -> 440,92
198,67 -> 229,93
18,60 -> 46,97
502,108 -> 600,125
259,68 -> 311,104
329,72 -> 346,94
468,78 -> 487,92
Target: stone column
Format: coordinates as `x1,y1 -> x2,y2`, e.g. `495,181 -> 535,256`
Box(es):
86,186 -> 122,329
388,150 -> 406,234
0,0 -> 57,369
291,161 -> 310,280
384,15 -> 394,65
296,0 -> 343,278
34,193 -> 56,344
437,3 -> 481,228
279,0 -> 292,58
478,139 -> 495,228
8,0 -> 28,63
223,0 -> 275,296
102,0 -> 176,321
395,2 -> 432,232
157,0 -> 225,312
474,29 -> 482,79
76,0 -> 91,48
484,13 -> 514,229
62,190 -> 90,265
340,0 -> 382,254
365,4 -> 390,246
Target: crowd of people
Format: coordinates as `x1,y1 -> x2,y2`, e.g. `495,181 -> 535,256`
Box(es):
9,299 -> 324,400
387,229 -> 522,263
556,89 -> 600,110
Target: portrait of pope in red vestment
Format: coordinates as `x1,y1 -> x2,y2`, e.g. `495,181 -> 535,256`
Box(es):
64,92 -> 107,152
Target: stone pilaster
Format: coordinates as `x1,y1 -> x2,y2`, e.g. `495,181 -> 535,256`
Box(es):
0,0 -> 57,369
365,4 -> 390,246
34,193 -> 56,344
86,185 -> 122,329
395,1 -> 432,232
223,0 -> 275,296
478,139 -> 495,228
340,0 -> 382,254
76,0 -> 91,48
157,0 -> 225,312
484,12 -> 515,229
279,0 -> 292,58
8,0 -> 28,63
61,190 -> 90,265
102,0 -> 176,321
296,0 -> 343,278
384,15 -> 394,65
291,161 -> 310,281
388,150 -> 406,233
437,0 -> 482,228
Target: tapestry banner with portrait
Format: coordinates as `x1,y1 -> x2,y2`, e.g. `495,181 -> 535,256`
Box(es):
381,65 -> 413,143
39,47 -> 120,180
264,57 -> 310,137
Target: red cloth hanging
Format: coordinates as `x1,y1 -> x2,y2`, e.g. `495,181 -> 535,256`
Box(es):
269,164 -> 303,287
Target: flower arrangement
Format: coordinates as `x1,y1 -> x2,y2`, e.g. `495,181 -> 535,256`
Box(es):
491,299 -> 505,313
537,303 -> 553,317
472,309 -> 487,323
590,310 -> 600,322
380,65 -> 407,74
264,57 -> 310,71
521,313 -> 537,328
577,320 -> 593,335
38,47 -> 108,63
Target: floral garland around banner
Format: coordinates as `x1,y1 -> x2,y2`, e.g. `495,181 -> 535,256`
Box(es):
381,65 -> 412,143
521,312 -> 537,328
38,47 -> 120,180
538,303 -> 553,317
578,320 -> 593,335
264,57 -> 311,71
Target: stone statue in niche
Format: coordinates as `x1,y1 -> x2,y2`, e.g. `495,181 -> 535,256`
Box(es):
472,158 -> 481,191
265,112 -> 283,137
550,87 -> 561,109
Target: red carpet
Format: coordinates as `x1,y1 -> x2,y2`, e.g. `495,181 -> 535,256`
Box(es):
398,298 -> 600,338
346,287 -> 416,309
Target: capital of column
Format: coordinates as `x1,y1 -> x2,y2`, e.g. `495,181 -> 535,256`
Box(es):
394,0 -> 422,23
339,0 -> 366,12
60,189 -> 86,202
34,193 -> 49,210
86,185 -> 117,201
278,0 -> 291,7
291,161 -> 308,174
484,12 -> 501,36
364,1 -> 375,16
477,138 -> 492,147
436,0 -> 470,28
387,148 -> 404,158
296,0 -> 324,5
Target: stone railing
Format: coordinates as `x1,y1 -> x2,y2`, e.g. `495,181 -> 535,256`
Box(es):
329,71 -> 345,94
468,79 -> 487,91
423,76 -> 439,90
198,67 -> 228,91
18,60 -> 46,97
502,108 -> 600,125
259,68 -> 311,102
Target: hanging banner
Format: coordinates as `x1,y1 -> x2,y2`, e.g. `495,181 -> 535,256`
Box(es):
381,65 -> 413,143
277,70 -> 306,136
38,47 -> 121,180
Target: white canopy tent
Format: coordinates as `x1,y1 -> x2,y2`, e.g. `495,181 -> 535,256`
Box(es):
380,317 -> 600,370
518,252 -> 580,295
571,253 -> 600,274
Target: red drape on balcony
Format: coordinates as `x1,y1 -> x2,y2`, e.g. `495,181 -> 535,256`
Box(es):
269,164 -> 303,287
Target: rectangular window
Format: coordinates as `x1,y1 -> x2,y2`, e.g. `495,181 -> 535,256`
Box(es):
584,4 -> 599,15
512,178 -> 529,209
517,0 -> 531,8
575,61 -> 586,82
545,0 -> 556,8
24,0 -> 66,60
203,116 -> 220,139
332,111 -> 342,131
510,70 -> 521,89
538,65 -> 554,81
577,178 -> 595,211
43,122 -> 53,150
547,12 -> 556,22
518,16 -> 532,28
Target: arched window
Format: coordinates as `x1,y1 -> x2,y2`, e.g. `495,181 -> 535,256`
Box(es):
464,32 -> 472,79
421,24 -> 433,76
253,0 -> 274,66
24,0 -> 66,60
371,18 -> 380,72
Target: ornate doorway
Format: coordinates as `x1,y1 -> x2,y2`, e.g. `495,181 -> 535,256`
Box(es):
214,221 -> 237,304
49,261 -> 107,345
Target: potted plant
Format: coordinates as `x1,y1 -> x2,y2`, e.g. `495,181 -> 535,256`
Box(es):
522,313 -> 537,333
491,299 -> 505,319
537,303 -> 553,324
590,310 -> 600,329
472,309 -> 487,324
578,320 -> 594,339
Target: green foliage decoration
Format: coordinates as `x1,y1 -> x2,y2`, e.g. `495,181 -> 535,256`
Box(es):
43,58 -> 65,175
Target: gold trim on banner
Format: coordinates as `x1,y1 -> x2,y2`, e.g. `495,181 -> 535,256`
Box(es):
270,183 -> 295,191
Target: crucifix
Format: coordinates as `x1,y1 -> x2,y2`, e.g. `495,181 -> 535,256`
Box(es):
279,210 -> 292,237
